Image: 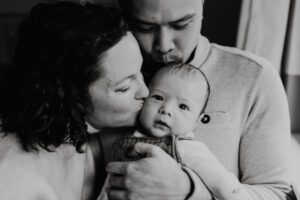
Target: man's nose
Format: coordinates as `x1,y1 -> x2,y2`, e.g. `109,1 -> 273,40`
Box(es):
155,27 -> 175,54
159,103 -> 172,117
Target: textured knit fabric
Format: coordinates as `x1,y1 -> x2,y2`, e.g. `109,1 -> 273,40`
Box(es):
99,131 -> 209,200
98,131 -> 185,200
113,132 -> 182,162
184,35 -> 295,200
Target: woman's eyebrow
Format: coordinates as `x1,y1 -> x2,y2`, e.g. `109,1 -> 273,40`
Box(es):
115,74 -> 135,86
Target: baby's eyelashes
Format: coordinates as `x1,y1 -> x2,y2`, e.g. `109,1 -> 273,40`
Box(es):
179,104 -> 189,111
151,94 -> 164,101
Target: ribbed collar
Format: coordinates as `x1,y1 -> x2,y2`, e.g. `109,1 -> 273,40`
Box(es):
189,35 -> 210,69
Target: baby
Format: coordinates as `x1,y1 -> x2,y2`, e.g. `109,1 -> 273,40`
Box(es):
139,63 -> 209,138
101,64 -> 243,200
113,63 -> 209,163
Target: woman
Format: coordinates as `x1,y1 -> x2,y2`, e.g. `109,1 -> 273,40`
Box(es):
0,2 -> 148,200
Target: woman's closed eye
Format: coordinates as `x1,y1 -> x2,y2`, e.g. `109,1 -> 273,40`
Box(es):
115,86 -> 130,93
179,103 -> 189,111
115,78 -> 133,93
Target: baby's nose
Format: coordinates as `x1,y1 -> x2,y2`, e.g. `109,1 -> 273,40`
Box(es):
159,103 -> 172,117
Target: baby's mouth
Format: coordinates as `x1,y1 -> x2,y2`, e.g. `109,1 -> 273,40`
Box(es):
154,120 -> 170,130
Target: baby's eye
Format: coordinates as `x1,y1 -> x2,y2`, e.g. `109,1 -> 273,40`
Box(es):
151,94 -> 163,101
179,104 -> 189,110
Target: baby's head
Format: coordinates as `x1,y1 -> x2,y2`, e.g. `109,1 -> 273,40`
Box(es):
140,64 -> 210,137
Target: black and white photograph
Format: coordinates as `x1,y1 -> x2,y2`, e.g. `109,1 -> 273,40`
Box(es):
0,0 -> 299,199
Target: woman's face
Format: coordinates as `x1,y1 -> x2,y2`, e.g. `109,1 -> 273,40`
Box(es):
86,33 -> 149,129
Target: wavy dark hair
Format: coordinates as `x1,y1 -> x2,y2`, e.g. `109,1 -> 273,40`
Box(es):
0,2 -> 127,152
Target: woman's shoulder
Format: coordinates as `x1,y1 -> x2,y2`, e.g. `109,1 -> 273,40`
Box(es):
0,131 -> 86,177
0,132 -> 85,165
0,132 -> 87,199
0,133 -> 43,174
0,133 -> 23,158
0,133 -> 43,198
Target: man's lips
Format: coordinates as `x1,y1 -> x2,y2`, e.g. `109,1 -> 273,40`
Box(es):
154,58 -> 181,65
153,53 -> 182,65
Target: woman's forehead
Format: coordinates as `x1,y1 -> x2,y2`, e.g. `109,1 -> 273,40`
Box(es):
99,33 -> 142,84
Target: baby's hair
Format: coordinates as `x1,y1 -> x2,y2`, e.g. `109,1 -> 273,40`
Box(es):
154,63 -> 210,115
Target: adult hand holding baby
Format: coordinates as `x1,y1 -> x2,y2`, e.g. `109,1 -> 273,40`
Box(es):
106,142 -> 190,200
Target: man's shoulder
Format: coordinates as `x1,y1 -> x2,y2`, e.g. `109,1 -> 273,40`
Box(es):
210,43 -> 273,70
206,43 -> 277,83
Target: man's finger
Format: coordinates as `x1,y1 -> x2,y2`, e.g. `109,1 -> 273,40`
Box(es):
106,162 -> 128,175
109,174 -> 126,188
107,188 -> 126,200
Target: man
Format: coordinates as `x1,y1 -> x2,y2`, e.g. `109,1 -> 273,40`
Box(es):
106,0 -> 296,199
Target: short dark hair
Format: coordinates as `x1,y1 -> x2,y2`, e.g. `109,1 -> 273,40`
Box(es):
118,0 -> 205,18
0,2 -> 127,152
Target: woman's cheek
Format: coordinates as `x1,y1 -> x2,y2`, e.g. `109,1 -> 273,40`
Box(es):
112,93 -> 134,113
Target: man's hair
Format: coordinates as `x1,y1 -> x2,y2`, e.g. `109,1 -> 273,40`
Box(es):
118,0 -> 205,17
0,2 -> 127,152
151,64 -> 210,115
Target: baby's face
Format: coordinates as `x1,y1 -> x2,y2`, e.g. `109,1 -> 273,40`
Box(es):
140,72 -> 206,137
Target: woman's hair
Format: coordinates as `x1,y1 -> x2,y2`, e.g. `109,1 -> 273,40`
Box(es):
0,2 -> 127,152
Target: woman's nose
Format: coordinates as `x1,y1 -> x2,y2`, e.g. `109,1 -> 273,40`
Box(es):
136,75 -> 149,99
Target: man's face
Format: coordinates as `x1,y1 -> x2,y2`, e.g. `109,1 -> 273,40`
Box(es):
140,71 -> 205,137
129,0 -> 203,72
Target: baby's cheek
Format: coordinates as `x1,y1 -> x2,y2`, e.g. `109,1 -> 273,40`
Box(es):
140,104 -> 154,119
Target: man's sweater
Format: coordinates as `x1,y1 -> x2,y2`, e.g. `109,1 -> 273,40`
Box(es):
184,35 -> 294,199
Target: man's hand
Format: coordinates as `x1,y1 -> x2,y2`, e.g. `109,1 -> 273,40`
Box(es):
106,142 -> 191,200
